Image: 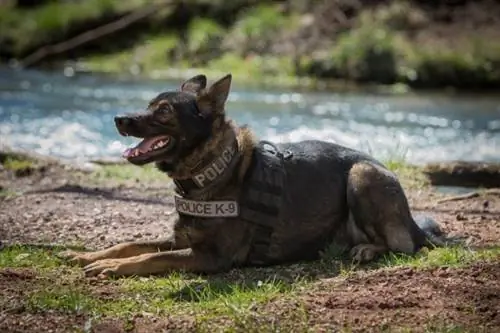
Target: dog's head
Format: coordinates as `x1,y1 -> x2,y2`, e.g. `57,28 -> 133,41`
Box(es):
114,74 -> 232,168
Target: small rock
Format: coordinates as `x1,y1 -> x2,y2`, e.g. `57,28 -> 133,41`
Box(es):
133,233 -> 143,238
99,235 -> 106,241
455,213 -> 467,221
482,200 -> 490,211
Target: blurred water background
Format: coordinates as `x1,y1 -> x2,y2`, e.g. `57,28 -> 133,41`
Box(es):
1,66 -> 499,165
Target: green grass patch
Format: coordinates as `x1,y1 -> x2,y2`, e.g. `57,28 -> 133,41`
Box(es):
1,243 -> 497,331
0,245 -> 64,269
106,273 -> 296,318
90,163 -> 168,184
27,287 -> 97,314
378,245 -> 500,270
385,159 -> 430,189
0,188 -> 18,198
2,156 -> 33,172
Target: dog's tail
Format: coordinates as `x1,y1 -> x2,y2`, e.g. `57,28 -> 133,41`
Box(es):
413,214 -> 466,248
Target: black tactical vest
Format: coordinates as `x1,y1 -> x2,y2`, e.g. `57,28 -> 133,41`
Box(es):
239,141 -> 291,265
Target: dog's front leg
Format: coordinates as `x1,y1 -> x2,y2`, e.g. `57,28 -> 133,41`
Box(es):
59,234 -> 189,267
82,248 -> 226,277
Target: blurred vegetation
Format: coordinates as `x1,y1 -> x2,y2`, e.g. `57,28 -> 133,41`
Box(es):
0,0 -> 499,90
0,0 -> 148,57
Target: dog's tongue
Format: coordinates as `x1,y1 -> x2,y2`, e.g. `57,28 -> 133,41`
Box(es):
122,135 -> 169,158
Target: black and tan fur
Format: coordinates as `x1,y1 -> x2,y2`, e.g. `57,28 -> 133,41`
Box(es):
60,74 -> 452,278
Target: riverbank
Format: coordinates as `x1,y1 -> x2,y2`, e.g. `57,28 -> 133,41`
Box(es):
1,0 -> 500,91
1,141 -> 500,332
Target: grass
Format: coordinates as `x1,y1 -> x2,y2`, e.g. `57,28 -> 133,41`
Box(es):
89,163 -> 167,184
0,188 -> 17,198
1,241 -> 498,331
0,245 -> 302,326
2,156 -> 33,171
377,245 -> 500,270
28,287 -> 97,314
0,153 -> 37,178
0,245 -> 63,269
385,159 -> 430,189
1,150 -> 35,172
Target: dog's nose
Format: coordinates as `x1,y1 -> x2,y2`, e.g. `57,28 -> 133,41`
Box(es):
114,116 -> 130,127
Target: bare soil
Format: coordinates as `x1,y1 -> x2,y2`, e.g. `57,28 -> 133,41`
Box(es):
0,159 -> 499,332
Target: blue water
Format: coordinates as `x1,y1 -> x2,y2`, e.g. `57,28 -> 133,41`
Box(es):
0,66 -> 499,165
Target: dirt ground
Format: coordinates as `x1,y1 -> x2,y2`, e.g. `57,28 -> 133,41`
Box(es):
0,159 -> 499,332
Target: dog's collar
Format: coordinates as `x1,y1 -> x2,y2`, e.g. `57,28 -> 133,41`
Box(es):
173,136 -> 240,197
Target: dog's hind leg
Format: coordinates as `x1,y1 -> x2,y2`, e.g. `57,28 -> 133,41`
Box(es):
58,233 -> 190,267
346,162 -> 426,263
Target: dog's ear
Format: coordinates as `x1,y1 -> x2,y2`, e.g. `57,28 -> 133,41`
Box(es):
197,74 -> 232,117
180,74 -> 207,94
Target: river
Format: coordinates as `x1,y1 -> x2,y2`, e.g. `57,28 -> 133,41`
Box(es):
0,66 -> 499,165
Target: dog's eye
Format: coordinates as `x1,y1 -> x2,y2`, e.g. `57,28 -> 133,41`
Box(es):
155,105 -> 172,113
152,104 -> 174,123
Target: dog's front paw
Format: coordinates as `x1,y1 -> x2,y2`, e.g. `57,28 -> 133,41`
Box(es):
349,244 -> 385,263
83,258 -> 137,278
57,250 -> 99,266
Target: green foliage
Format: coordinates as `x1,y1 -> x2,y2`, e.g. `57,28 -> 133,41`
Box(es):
186,18 -> 225,63
0,0 -> 147,55
330,24 -> 400,83
234,4 -> 289,41
208,52 -> 295,79
405,41 -> 500,89
83,33 -> 180,74
370,0 -> 428,31
3,0 -> 500,90
301,2 -> 500,90
228,4 -> 299,55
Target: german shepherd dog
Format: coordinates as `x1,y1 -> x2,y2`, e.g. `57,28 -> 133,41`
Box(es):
60,74 -> 452,278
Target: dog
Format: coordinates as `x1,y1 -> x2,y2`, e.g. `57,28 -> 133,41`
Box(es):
60,74 -> 453,278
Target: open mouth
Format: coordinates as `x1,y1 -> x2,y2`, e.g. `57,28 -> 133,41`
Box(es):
122,135 -> 172,160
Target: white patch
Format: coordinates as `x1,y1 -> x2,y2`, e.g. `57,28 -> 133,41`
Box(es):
174,196 -> 239,218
